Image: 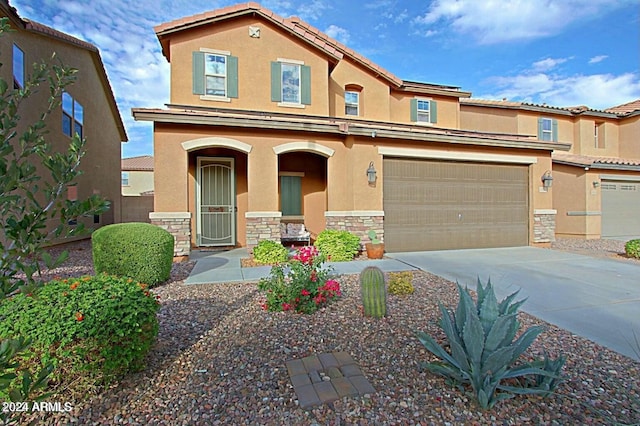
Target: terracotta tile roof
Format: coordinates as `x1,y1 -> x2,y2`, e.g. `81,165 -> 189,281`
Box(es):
553,152 -> 640,169
461,98 -> 620,117
122,155 -> 154,171
24,20 -> 98,52
605,99 -> 640,115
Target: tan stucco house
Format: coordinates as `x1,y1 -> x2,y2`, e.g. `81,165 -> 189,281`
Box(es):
133,3 -> 570,257
122,155 -> 154,196
1,1 -> 127,240
461,99 -> 640,240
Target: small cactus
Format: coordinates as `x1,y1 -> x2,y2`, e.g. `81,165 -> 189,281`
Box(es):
360,266 -> 387,318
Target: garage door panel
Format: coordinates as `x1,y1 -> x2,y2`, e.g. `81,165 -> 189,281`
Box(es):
383,158 -> 529,252
601,181 -> 640,238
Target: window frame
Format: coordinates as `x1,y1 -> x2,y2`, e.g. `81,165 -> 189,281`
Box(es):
62,92 -> 83,139
12,43 -> 24,89
121,172 -> 130,186
410,98 -> 437,124
271,59 -> 311,107
192,49 -> 238,101
416,100 -> 431,123
204,53 -> 228,98
538,117 -> 558,142
345,90 -> 359,116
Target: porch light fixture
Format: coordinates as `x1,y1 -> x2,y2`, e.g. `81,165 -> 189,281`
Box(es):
541,170 -> 553,189
593,181 -> 600,188
366,161 -> 377,184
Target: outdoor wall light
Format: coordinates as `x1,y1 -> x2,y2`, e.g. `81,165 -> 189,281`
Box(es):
367,161 -> 377,184
593,181 -> 600,188
541,170 -> 553,189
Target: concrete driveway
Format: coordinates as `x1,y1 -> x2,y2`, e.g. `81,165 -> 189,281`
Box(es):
388,247 -> 640,362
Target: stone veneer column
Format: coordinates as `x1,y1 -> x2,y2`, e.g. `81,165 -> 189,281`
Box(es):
149,212 -> 191,257
533,209 -> 557,243
245,212 -> 282,251
324,211 -> 385,248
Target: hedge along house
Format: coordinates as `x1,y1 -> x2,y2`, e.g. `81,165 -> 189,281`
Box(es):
461,99 -> 640,240
0,1 -> 127,243
133,3 -> 569,257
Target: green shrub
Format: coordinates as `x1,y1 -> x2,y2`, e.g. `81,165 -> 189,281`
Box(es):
416,278 -> 565,410
388,271 -> 415,295
253,240 -> 289,264
314,229 -> 361,262
625,239 -> 640,259
92,223 -> 174,286
0,274 -> 160,398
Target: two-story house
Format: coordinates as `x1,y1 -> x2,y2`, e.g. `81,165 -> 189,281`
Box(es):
0,1 -> 127,242
461,99 -> 640,240
133,3 -> 569,257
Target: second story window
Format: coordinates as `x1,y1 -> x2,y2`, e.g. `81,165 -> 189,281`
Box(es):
538,117 -> 557,142
192,49 -> 238,100
410,99 -> 438,124
121,172 -> 130,186
12,44 -> 24,89
345,91 -> 359,116
271,59 -> 311,107
62,92 -> 83,138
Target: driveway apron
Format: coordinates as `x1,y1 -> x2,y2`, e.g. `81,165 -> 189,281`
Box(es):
388,247 -> 640,362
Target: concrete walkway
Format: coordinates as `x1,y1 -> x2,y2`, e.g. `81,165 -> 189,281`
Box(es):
185,249 -> 418,285
388,247 -> 640,362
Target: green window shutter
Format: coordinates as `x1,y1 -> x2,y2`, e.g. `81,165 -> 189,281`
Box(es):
410,99 -> 418,122
301,65 -> 311,105
537,117 -> 544,139
281,176 -> 302,216
271,61 -> 282,102
552,119 -> 558,142
227,55 -> 238,98
192,51 -> 205,95
429,100 -> 438,123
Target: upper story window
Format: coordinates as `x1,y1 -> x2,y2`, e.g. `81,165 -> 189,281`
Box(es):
121,172 -> 130,186
410,99 -> 438,124
62,92 -> 83,138
345,91 -> 359,116
271,59 -> 311,107
537,117 -> 557,142
12,44 -> 24,89
192,49 -> 238,100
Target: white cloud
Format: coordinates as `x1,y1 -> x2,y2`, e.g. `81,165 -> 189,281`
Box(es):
589,55 -> 609,64
325,25 -> 350,45
296,0 -> 329,21
532,57 -> 571,72
413,0 -> 631,44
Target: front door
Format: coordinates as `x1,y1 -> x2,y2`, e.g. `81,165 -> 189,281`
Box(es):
197,157 -> 235,246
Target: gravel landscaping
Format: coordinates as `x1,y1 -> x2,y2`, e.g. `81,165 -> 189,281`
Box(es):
19,239 -> 640,425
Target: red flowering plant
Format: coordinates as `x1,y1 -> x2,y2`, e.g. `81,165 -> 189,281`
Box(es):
258,245 -> 341,314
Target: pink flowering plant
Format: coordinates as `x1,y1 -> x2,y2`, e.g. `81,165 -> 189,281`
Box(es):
257,245 -> 341,314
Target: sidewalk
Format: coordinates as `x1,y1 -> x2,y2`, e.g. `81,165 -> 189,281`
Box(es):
185,249 -> 417,285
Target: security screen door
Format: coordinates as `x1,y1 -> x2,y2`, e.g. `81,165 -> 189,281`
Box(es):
197,157 -> 235,246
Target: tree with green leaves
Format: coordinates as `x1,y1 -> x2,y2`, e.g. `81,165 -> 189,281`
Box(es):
0,17 -> 109,419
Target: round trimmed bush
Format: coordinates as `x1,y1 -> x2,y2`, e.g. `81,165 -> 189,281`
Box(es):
314,229 -> 361,262
253,240 -> 288,264
92,223 -> 174,286
0,274 -> 160,397
625,239 -> 640,259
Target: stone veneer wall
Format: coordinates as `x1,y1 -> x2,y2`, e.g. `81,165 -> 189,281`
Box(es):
149,212 -> 191,257
533,209 -> 556,243
245,212 -> 282,251
324,211 -> 384,248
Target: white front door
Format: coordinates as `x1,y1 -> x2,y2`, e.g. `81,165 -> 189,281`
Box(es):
197,157 -> 235,246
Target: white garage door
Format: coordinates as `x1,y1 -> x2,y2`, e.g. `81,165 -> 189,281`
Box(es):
601,180 -> 640,238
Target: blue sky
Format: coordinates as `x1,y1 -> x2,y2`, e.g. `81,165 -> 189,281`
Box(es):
12,0 -> 640,158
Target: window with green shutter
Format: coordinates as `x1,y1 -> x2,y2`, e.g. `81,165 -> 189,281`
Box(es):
410,99 -> 437,123
280,175 -> 302,216
538,117 -> 558,142
271,61 -> 311,105
192,51 -> 238,99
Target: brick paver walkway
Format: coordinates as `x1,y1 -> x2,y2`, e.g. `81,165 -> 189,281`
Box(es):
286,351 -> 376,409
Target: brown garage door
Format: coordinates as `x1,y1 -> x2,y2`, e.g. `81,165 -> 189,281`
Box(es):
601,180 -> 640,238
383,158 -> 529,252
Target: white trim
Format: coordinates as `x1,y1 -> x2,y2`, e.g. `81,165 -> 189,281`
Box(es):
182,137 -> 252,153
245,211 -> 283,218
150,212 -> 191,219
273,141 -> 335,158
277,102 -> 306,109
277,57 -> 304,65
200,47 -> 231,55
200,95 -> 231,103
279,171 -> 305,177
534,209 -> 557,215
325,210 -> 385,217
600,174 -> 640,182
378,146 -> 538,165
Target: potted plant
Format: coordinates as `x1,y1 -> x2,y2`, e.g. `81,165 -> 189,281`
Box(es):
365,230 -> 384,259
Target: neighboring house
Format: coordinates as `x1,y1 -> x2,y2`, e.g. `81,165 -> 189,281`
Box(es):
121,155 -> 154,196
0,1 -> 127,241
460,99 -> 640,240
133,3 -> 568,257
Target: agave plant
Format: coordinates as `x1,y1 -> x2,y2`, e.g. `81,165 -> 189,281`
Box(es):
416,278 -> 565,410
